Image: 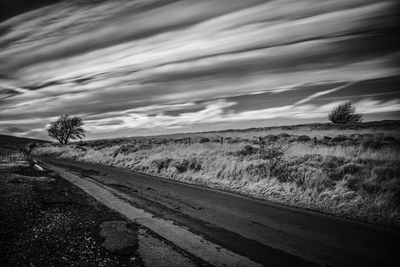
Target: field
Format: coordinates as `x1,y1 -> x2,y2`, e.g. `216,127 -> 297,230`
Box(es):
33,121 -> 400,228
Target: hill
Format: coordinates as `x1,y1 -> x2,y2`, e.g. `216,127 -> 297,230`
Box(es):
0,134 -> 49,153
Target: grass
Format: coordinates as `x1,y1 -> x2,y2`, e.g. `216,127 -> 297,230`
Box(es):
33,121 -> 400,228
0,151 -> 28,162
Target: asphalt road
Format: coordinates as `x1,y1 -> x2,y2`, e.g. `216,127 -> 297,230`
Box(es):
39,157 -> 400,267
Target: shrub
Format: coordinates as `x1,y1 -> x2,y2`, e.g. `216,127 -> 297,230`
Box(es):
297,135 -> 311,142
278,133 -> 290,138
199,138 -> 210,143
264,135 -> 279,142
175,160 -> 189,173
323,136 -> 332,140
238,145 -> 258,156
328,102 -> 362,124
257,139 -> 291,182
332,135 -> 347,142
322,156 -> 347,180
153,158 -> 172,172
113,144 -> 138,157
383,136 -> 396,142
175,158 -> 202,173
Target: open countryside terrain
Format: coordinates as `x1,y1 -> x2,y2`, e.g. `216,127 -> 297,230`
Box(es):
2,121 -> 400,266
33,120 -> 400,228
0,138 -> 206,266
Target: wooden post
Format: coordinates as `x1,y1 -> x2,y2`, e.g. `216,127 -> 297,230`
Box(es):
221,137 -> 224,145
314,137 -> 317,145
188,138 -> 191,146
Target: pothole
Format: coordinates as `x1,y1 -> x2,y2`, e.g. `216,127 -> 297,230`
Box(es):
99,220 -> 138,255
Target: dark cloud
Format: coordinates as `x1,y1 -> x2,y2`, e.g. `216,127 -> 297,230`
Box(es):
0,0 -> 399,139
0,0 -> 61,22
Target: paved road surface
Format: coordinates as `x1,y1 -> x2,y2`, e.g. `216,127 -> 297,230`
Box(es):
39,157 -> 400,267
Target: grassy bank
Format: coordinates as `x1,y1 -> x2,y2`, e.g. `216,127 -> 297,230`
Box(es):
33,122 -> 400,228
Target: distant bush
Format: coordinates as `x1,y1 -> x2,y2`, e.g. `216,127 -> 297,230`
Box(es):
323,136 -> 332,140
297,135 -> 311,142
383,136 -> 396,142
238,145 -> 258,156
278,133 -> 290,138
328,102 -> 362,124
199,138 -> 210,143
332,135 -> 347,142
264,135 -> 279,142
113,144 -> 138,157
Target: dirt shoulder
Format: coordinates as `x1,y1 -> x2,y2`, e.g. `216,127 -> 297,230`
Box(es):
0,161 -> 143,266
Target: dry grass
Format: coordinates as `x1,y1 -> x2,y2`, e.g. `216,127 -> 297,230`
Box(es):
0,150 -> 28,163
33,123 -> 400,228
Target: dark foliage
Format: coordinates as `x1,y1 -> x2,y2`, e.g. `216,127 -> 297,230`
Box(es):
238,145 -> 258,156
257,139 -> 291,182
47,114 -> 86,145
331,135 -> 347,142
328,102 -> 362,124
297,135 -> 311,142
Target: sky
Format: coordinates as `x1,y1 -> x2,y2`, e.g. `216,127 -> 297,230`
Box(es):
0,0 -> 399,140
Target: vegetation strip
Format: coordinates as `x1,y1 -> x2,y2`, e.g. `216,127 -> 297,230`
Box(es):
34,121 -> 400,229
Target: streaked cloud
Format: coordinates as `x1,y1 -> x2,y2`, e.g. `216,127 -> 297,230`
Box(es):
0,0 -> 399,139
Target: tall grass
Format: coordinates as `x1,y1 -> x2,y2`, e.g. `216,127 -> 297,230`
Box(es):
33,133 -> 400,228
0,150 -> 28,162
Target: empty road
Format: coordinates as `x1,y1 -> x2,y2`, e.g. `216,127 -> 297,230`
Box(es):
38,157 -> 400,267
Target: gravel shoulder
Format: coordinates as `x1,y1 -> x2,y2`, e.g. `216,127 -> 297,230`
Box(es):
0,161 -> 199,266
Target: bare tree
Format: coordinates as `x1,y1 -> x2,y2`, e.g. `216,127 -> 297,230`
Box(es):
47,114 -> 86,145
328,102 -> 362,124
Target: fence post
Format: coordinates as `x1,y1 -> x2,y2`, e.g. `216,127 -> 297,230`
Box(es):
221,137 -> 224,145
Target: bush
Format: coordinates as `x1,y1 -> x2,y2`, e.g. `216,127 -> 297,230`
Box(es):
323,136 -> 332,140
278,133 -> 290,138
328,102 -> 362,124
383,136 -> 396,142
113,144 -> 138,157
175,158 -> 202,173
199,138 -> 210,143
264,135 -> 279,142
322,156 -> 347,180
297,135 -> 311,142
153,158 -> 172,172
238,145 -> 258,156
257,139 -> 291,182
332,135 -> 347,142
175,160 -> 189,173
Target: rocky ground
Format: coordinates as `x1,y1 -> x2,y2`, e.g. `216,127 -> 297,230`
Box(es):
0,160 -> 200,266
